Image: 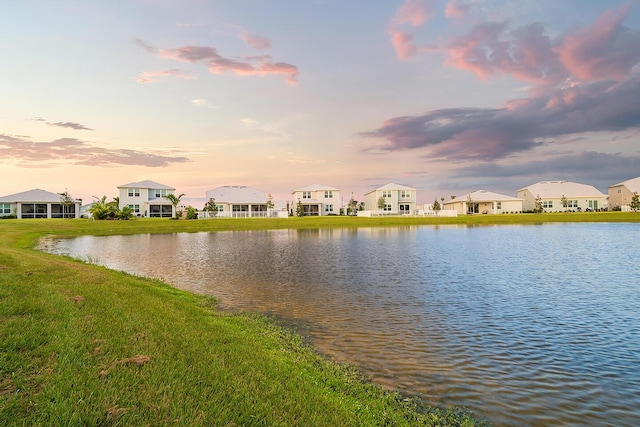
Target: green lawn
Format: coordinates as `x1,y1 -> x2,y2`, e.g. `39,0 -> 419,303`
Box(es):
1,213 -> 637,426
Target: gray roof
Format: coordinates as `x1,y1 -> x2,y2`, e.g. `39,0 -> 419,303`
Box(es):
117,180 -> 175,190
518,181 -> 605,198
610,176 -> 640,193
0,189 -> 81,203
292,183 -> 340,193
444,190 -> 522,205
205,186 -> 267,204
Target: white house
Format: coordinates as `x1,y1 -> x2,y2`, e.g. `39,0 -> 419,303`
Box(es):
443,190 -> 523,215
291,184 -> 341,216
118,180 -> 176,218
608,177 -> 640,211
363,183 -> 417,215
0,189 -> 81,219
205,185 -> 272,218
517,181 -> 607,212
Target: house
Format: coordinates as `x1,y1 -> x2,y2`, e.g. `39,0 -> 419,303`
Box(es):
608,177 -> 640,211
363,183 -> 417,215
204,185 -> 271,218
291,184 -> 341,216
0,189 -> 81,219
443,190 -> 523,214
517,181 -> 607,212
118,180 -> 176,218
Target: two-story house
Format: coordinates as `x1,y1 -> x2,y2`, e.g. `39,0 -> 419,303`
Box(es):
117,180 -> 176,218
608,177 -> 640,211
363,183 -> 417,214
291,184 -> 340,216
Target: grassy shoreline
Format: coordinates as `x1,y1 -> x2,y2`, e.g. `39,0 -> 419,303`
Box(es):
1,213 -> 637,425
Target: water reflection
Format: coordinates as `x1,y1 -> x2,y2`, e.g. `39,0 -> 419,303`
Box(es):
38,223 -> 640,426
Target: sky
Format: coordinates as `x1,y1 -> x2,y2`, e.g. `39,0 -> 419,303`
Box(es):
2,0 -> 640,207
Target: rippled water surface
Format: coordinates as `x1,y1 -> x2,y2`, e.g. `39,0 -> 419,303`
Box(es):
39,223 -> 640,426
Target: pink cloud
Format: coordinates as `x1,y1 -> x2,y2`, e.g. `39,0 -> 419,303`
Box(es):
388,0 -> 433,60
443,4 -> 640,90
445,21 -> 565,87
389,30 -> 418,61
138,40 -> 299,84
557,3 -> 640,81
392,0 -> 431,27
445,0 -> 470,19
136,69 -> 193,84
240,33 -> 271,50
0,135 -> 190,167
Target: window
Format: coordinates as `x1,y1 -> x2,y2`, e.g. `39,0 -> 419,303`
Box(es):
400,190 -> 411,198
496,202 -> 502,209
568,200 -> 578,208
217,205 -> 224,212
154,189 -> 168,198
302,191 -> 311,199
21,203 -> 48,219
128,204 -> 140,215
324,191 -> 333,198
382,190 -> 392,198
128,188 -> 140,197
384,204 -> 392,211
325,204 -> 333,213
0,203 -> 10,214
543,201 -> 553,208
618,187 -> 621,193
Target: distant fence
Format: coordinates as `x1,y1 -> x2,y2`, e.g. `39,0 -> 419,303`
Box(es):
357,209 -> 458,217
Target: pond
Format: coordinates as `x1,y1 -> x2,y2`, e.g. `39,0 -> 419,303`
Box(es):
38,223 -> 640,426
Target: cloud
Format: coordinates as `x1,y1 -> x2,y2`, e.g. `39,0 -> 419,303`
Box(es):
443,4 -> 640,89
557,3 -> 640,82
0,134 -> 190,167
388,0 -> 433,60
137,39 -> 299,84
445,0 -> 471,19
361,74 -> 640,160
392,0 -> 431,27
136,69 -> 193,84
47,121 -> 94,131
191,98 -> 217,109
239,32 -> 271,50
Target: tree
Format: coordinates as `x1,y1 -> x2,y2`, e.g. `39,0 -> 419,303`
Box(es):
266,193 -> 275,216
185,205 -> 198,219
296,200 -> 305,217
203,198 -> 219,217
348,197 -> 358,215
166,193 -> 185,219
630,192 -> 640,212
377,196 -> 386,211
117,205 -> 134,220
534,194 -> 543,214
560,195 -> 568,212
88,196 -> 110,220
432,199 -> 441,215
58,189 -> 77,219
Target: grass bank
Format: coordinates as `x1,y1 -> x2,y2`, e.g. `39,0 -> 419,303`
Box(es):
1,213 -> 637,425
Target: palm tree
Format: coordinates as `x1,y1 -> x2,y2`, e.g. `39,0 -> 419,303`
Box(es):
166,193 -> 185,219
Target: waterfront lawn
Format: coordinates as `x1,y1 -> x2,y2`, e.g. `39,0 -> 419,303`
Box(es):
0,219 -> 492,426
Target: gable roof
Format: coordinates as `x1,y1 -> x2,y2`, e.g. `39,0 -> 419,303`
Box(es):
117,180 -> 175,190
0,189 -> 81,203
292,184 -> 340,193
610,176 -> 640,193
365,183 -> 416,195
205,186 -> 267,204
517,181 -> 605,198
443,190 -> 522,205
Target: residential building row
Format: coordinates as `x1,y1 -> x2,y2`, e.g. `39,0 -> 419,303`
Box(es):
1,177 -> 639,219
